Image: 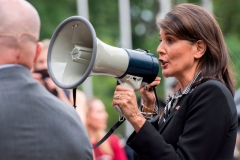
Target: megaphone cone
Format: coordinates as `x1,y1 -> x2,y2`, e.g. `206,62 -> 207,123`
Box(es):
47,16 -> 159,94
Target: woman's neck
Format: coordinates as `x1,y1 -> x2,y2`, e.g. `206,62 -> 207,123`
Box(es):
178,70 -> 201,92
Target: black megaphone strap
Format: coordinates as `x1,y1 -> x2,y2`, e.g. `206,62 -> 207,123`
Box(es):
71,89 -> 126,149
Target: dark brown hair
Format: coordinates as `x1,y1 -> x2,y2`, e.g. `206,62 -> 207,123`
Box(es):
157,3 -> 235,96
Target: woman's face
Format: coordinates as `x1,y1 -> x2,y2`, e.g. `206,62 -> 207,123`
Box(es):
157,29 -> 198,79
87,100 -> 108,130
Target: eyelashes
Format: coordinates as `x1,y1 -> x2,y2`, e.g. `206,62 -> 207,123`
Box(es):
159,38 -> 174,44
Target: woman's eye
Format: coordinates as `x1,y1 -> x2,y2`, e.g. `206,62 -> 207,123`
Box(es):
167,38 -> 174,43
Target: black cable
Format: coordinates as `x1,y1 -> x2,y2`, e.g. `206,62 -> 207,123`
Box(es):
73,88 -> 76,109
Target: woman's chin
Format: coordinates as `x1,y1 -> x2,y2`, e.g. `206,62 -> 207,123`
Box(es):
162,71 -> 172,78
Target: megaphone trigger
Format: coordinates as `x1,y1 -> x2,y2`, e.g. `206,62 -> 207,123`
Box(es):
117,74 -> 143,91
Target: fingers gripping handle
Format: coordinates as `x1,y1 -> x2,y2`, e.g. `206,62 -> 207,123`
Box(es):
114,74 -> 143,117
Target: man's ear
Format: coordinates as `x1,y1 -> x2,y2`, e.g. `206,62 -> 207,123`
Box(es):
194,40 -> 206,59
34,42 -> 42,63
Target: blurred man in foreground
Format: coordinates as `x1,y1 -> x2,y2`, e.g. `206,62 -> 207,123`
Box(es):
0,0 -> 92,159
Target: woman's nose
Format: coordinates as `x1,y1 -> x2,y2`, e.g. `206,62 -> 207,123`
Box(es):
156,43 -> 164,56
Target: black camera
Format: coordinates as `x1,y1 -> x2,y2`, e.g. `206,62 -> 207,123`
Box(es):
34,69 -> 49,79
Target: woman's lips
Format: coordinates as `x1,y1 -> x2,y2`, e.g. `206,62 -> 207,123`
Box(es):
160,59 -> 168,69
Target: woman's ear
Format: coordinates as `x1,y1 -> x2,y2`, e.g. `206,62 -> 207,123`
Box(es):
194,40 -> 206,59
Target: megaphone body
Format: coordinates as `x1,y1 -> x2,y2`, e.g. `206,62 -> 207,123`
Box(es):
47,16 -> 159,116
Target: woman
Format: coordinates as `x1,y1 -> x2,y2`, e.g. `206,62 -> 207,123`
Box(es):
86,98 -> 128,160
112,3 -> 238,160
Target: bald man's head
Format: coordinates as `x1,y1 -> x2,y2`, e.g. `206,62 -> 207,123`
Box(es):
0,0 -> 40,38
0,0 -> 42,69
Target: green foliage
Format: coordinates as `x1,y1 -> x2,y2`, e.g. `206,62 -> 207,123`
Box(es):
213,0 -> 240,89
88,0 -> 119,45
27,0 -> 77,40
213,0 -> 240,39
225,34 -> 240,88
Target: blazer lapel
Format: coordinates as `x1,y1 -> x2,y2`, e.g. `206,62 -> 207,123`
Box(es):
158,72 -> 201,133
158,106 -> 179,133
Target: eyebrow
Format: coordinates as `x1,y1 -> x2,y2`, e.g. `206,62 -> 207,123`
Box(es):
159,32 -> 174,37
165,32 -> 174,36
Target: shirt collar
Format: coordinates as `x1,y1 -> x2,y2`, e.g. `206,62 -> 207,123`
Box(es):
0,64 -> 23,70
173,71 -> 202,99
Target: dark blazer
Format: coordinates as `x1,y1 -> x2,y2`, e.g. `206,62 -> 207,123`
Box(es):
127,80 -> 238,160
0,66 -> 93,160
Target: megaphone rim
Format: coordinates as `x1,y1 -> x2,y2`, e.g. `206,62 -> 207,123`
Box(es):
47,16 -> 97,89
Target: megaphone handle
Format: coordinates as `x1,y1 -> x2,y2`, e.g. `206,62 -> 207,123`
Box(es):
114,80 -> 125,117
114,105 -> 124,117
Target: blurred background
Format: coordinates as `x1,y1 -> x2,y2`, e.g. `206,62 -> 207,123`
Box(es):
27,0 -> 240,138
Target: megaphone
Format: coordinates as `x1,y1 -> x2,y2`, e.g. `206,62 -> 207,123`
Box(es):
47,16 -> 159,116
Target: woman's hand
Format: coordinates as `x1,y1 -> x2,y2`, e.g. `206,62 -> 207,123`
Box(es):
112,85 -> 145,132
112,77 -> 161,132
140,77 -> 161,111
